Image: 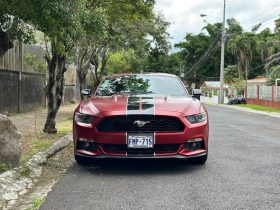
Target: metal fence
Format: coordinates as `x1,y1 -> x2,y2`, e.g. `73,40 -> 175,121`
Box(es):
259,85 -> 273,100
247,85 -> 258,99
247,85 -> 276,100
275,86 -> 280,101
246,85 -> 280,109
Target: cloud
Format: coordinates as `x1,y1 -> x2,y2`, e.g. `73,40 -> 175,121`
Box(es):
155,0 -> 279,47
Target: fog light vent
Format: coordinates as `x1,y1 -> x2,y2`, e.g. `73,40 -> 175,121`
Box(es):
185,138 -> 203,151
77,139 -> 97,151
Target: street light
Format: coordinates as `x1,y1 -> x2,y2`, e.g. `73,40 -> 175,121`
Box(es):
200,14 -> 217,18
200,14 -> 207,18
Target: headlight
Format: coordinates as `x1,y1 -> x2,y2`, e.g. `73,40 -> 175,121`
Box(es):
74,112 -> 95,124
186,112 -> 207,124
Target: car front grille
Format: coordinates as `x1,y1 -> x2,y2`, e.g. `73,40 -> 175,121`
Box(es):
97,115 -> 185,132
101,144 -> 181,154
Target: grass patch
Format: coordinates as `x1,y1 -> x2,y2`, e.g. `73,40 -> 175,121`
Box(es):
20,139 -> 53,165
0,116 -> 73,174
26,197 -> 44,210
0,103 -> 75,176
236,104 -> 280,113
20,164 -> 32,177
56,119 -> 72,136
19,119 -> 72,169
0,163 -> 13,173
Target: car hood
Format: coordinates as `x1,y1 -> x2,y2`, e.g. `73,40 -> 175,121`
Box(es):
79,95 -> 205,116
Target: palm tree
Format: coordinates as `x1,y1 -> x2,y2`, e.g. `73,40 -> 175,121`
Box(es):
227,33 -> 256,88
257,38 -> 275,78
227,37 -> 243,78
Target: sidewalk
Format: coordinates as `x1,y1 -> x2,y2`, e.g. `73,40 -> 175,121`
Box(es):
217,104 -> 280,119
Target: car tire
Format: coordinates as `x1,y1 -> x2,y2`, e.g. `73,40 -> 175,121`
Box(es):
189,154 -> 207,165
75,155 -> 90,165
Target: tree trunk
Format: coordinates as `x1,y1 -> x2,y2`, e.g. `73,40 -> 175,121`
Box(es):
99,53 -> 109,79
237,60 -> 241,79
265,59 -> 268,79
89,55 -> 101,85
77,65 -> 88,99
0,27 -> 13,56
245,58 -> 249,97
43,51 -> 67,134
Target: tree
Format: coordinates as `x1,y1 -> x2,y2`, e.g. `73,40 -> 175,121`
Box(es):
106,50 -> 140,74
75,6 -> 108,95
75,0 -> 157,95
76,1 -> 170,97
257,36 -> 275,78
227,33 -> 257,87
267,65 -> 280,85
224,65 -> 239,84
275,18 -> 280,35
175,22 -> 222,86
224,65 -> 245,95
0,0 -> 34,55
4,0 -> 86,133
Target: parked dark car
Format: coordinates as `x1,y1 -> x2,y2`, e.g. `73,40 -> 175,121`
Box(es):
227,97 -> 246,105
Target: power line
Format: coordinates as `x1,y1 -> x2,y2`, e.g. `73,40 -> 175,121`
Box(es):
237,0 -> 280,26
195,72 -> 220,79
226,15 -> 279,39
187,32 -> 221,73
249,13 -> 280,28
240,11 -> 280,31
185,0 -> 279,81
242,5 -> 280,27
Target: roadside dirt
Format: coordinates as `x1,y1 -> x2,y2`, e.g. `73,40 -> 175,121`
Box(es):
10,144 -> 74,210
10,104 -> 76,136
9,104 -> 77,157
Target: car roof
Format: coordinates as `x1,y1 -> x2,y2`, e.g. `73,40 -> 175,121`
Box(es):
105,73 -> 178,78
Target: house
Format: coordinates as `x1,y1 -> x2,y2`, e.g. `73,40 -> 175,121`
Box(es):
201,81 -> 229,96
247,77 -> 267,86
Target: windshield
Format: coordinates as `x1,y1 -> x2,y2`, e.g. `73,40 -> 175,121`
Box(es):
95,75 -> 188,96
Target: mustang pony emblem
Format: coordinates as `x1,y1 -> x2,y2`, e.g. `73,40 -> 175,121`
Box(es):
133,120 -> 151,127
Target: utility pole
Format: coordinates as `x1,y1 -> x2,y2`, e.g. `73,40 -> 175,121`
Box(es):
219,0 -> 226,104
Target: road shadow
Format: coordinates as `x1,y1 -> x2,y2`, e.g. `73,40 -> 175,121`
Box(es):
72,159 -> 206,176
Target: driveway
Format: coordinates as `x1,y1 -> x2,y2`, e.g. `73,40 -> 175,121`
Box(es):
40,105 -> 280,210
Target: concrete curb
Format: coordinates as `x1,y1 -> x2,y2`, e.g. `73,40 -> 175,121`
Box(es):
217,104 -> 280,118
0,133 -> 72,209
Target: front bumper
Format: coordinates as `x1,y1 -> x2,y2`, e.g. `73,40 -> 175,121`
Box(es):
73,111 -> 209,159
75,151 -> 207,159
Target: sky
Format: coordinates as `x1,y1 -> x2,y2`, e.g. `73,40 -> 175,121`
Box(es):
155,0 -> 280,47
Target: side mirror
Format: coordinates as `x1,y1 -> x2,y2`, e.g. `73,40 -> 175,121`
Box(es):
192,89 -> 202,100
81,89 -> 91,98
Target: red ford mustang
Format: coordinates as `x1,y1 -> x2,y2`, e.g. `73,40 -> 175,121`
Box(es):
73,73 -> 209,164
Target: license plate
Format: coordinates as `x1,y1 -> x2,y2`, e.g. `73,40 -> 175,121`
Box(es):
127,133 -> 154,148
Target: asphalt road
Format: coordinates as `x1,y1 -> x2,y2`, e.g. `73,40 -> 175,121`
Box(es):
40,105 -> 280,210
